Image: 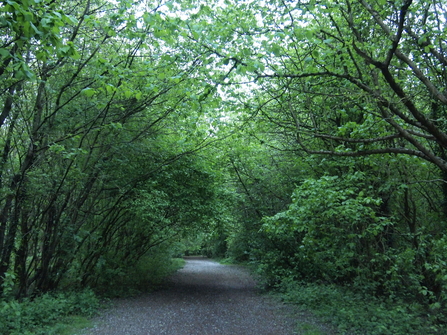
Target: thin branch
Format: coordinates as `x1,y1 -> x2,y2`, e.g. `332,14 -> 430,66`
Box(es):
385,0 -> 412,65
405,26 -> 447,67
394,49 -> 447,104
298,144 -> 429,159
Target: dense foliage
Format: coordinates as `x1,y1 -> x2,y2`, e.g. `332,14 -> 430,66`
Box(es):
1,0 -> 447,333
0,289 -> 99,335
0,0 -> 223,296
194,0 -> 447,332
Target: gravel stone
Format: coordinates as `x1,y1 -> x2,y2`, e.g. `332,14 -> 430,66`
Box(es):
79,257 -> 329,335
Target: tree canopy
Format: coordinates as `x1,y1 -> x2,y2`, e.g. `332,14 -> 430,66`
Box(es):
1,0 -> 447,332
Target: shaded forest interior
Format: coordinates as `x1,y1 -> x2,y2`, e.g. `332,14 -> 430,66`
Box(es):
1,0 -> 447,334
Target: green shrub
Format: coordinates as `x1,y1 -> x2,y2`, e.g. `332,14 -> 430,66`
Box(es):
277,279 -> 446,335
93,245 -> 186,297
0,246 -> 186,334
0,289 -> 99,335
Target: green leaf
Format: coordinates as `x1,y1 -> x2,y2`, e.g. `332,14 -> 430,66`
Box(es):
81,87 -> 96,97
105,84 -> 115,95
271,44 -> 282,56
36,50 -> 47,61
417,35 -> 427,45
124,89 -> 133,98
0,48 -> 10,59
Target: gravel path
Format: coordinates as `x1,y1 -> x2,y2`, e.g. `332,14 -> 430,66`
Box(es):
79,257 -> 330,335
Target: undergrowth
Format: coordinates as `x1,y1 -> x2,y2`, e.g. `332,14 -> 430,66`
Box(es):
95,256 -> 185,297
0,255 -> 185,335
0,289 -> 99,335
275,278 -> 446,335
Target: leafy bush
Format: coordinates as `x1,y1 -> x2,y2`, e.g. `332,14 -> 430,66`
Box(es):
278,279 -> 446,335
93,245 -> 185,297
256,173 -> 447,299
0,248 -> 186,334
0,289 -> 99,335
261,173 -> 392,281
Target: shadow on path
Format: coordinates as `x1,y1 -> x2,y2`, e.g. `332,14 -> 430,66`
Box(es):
80,257 -> 300,335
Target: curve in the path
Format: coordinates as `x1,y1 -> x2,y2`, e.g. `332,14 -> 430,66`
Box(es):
80,257 -> 298,335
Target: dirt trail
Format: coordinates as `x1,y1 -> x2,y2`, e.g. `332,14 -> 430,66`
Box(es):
79,257 -> 327,335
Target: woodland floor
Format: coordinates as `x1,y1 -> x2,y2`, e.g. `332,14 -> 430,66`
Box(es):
78,257 -> 336,335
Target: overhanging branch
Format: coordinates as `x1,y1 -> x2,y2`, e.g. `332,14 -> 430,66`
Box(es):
298,145 -> 428,159
312,133 -> 401,143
